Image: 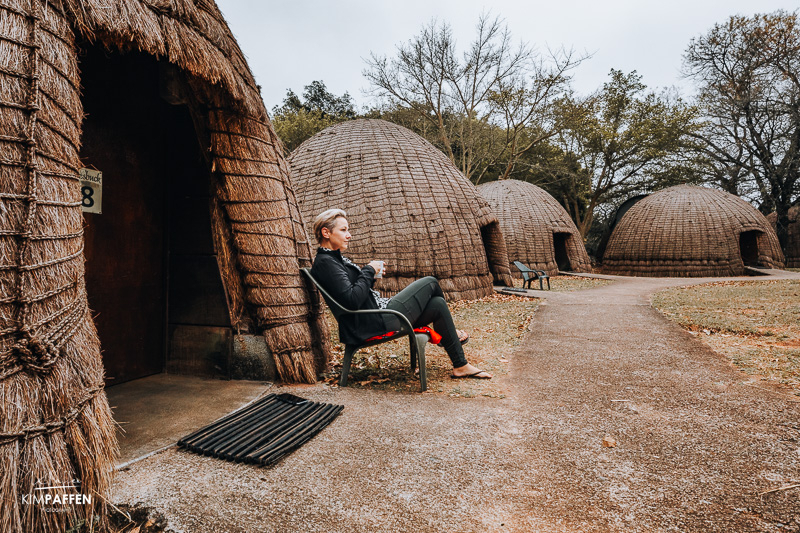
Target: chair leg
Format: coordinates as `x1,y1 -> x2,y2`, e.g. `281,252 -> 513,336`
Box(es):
546,277 -> 550,290
414,333 -> 428,392
340,345 -> 356,387
539,278 -> 543,290
410,336 -> 417,370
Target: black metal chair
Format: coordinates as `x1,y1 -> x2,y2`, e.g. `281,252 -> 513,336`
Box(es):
512,261 -> 550,290
300,268 -> 429,391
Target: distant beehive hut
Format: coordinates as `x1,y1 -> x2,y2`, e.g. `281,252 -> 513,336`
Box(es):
767,206 -> 800,268
288,119 -> 514,300
603,185 -> 784,276
0,1 -> 328,530
477,180 -> 591,276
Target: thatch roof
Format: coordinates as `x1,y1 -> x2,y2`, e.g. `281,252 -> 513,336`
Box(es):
287,119 -> 514,300
767,206 -> 800,268
0,0 -> 326,530
477,180 -> 592,276
603,185 -> 784,277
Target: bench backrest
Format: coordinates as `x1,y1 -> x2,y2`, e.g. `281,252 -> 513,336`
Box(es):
512,260 -> 534,280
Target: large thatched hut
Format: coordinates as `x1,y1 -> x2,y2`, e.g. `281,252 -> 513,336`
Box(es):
767,206 -> 800,268
477,180 -> 591,275
288,119 -> 514,300
603,185 -> 784,276
0,1 -> 327,530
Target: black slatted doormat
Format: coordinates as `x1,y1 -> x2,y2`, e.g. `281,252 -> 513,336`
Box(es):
178,393 -> 343,467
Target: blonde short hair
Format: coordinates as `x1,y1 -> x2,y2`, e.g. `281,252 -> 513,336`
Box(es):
312,209 -> 347,244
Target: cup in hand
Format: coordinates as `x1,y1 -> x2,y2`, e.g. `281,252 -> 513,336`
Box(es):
374,260 -> 385,278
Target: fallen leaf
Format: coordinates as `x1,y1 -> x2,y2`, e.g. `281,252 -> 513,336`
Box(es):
602,436 -> 617,448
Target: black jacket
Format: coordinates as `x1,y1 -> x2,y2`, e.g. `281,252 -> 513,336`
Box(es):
311,248 -> 388,345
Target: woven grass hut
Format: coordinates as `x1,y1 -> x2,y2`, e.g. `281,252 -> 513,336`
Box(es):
477,180 -> 591,276
288,119 -> 514,300
603,185 -> 784,276
767,206 -> 800,268
0,1 -> 327,530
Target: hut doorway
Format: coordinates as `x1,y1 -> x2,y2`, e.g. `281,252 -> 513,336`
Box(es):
79,49 -> 231,386
480,222 -> 511,285
739,230 -> 761,266
553,232 -> 573,271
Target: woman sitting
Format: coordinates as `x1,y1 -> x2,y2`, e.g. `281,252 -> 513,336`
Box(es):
310,208 -> 491,379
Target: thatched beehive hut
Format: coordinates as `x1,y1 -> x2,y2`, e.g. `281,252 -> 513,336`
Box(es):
0,1 -> 327,530
477,180 -> 591,276
767,206 -> 800,268
288,119 -> 514,300
603,185 -> 784,276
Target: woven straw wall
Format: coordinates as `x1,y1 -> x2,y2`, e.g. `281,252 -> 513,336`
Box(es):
478,180 -> 592,276
767,206 -> 800,268
603,185 -> 784,277
0,1 -> 326,530
288,119 -> 514,300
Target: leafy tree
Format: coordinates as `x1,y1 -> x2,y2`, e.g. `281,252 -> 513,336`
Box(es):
363,15 -> 584,183
271,81 -> 356,153
684,10 -> 800,248
552,70 -> 697,236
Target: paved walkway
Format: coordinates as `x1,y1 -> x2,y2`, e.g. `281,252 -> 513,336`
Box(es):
112,273 -> 800,532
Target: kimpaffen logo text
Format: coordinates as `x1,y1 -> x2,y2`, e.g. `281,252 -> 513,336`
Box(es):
23,479 -> 91,511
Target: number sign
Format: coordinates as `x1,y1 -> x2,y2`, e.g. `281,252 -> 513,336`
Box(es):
79,168 -> 102,214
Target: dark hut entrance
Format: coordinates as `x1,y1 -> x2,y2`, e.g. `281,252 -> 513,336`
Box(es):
480,222 -> 511,285
739,230 -> 761,266
80,49 -> 231,385
553,232 -> 573,271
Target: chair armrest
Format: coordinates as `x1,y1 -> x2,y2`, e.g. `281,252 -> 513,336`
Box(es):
346,308 -> 415,334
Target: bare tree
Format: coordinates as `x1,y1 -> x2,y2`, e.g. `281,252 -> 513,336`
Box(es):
684,10 -> 800,248
364,15 -> 584,183
553,70 -> 697,236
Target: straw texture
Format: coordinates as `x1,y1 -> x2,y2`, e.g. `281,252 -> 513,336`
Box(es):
0,0 -> 327,530
288,119 -> 514,301
603,185 -> 785,277
767,206 -> 799,268
478,180 -> 592,276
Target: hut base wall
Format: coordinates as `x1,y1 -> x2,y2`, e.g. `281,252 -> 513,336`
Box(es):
602,259 -> 746,277
374,273 -> 496,301
230,334 -> 278,380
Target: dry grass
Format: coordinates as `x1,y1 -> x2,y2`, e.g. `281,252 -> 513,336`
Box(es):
510,275 -> 612,292
320,293 -> 540,398
652,280 -> 800,397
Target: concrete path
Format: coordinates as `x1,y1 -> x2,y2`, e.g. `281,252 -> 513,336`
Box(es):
107,374 -> 270,465
112,273 -> 800,532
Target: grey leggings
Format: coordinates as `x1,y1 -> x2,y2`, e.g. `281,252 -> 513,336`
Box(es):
385,277 -> 468,368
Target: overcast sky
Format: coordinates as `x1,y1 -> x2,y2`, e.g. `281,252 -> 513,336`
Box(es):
215,1 -> 792,111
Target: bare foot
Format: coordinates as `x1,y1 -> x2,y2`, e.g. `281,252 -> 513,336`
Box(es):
451,363 -> 491,379
456,329 -> 469,344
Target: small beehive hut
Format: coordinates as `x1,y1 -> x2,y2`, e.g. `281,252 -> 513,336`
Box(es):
603,185 -> 784,276
767,206 -> 800,268
0,1 -> 327,530
477,180 -> 591,276
288,119 -> 514,300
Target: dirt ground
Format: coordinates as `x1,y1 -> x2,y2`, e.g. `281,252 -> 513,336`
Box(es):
110,271 -> 800,532
652,280 -> 800,397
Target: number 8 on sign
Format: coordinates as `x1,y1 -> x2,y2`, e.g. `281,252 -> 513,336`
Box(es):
79,168 -> 102,214
81,186 -> 94,208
